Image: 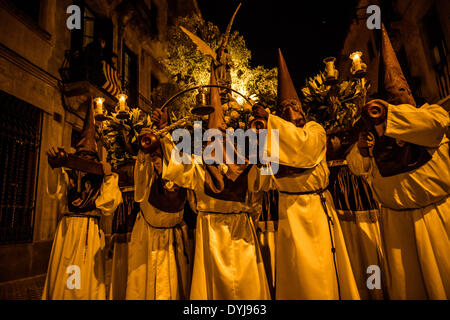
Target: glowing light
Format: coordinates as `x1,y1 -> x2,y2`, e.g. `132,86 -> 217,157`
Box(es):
118,94 -> 127,103
94,97 -> 105,105
234,86 -> 247,105
349,51 -> 362,62
116,93 -> 128,111
94,97 -> 106,121
249,94 -> 259,102
349,51 -> 367,77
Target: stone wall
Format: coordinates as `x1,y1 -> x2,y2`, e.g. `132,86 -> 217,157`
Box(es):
0,0 -> 196,284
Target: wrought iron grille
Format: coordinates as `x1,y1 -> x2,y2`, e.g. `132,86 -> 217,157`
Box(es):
0,91 -> 42,244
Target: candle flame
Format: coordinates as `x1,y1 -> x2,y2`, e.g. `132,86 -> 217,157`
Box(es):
117,94 -> 128,102
95,97 -> 105,105
350,51 -> 362,61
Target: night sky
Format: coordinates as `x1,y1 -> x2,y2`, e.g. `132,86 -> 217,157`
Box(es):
196,0 -> 359,86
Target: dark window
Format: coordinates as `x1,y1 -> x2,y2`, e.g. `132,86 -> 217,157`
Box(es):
8,0 -> 41,23
150,0 -> 159,36
95,18 -> 114,61
422,7 -> 448,66
67,1 -> 114,88
421,7 -> 449,99
0,91 -> 42,244
70,1 -> 113,55
122,44 -> 139,108
71,129 -> 81,149
82,5 -> 96,47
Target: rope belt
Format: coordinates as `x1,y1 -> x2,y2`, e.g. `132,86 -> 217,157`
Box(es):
63,213 -> 101,220
279,187 -> 328,196
200,211 -> 250,215
279,187 -> 342,299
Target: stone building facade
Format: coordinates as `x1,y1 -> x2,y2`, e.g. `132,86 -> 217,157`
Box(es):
338,0 -> 450,109
0,0 -> 198,292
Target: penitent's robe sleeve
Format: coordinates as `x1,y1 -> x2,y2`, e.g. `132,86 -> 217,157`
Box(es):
266,115 -> 327,169
95,173 -> 123,216
47,167 -> 68,201
385,103 -> 450,148
247,165 -> 276,193
134,151 -> 155,203
160,134 -> 204,191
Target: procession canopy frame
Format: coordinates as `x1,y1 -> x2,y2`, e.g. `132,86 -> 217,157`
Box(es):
159,84 -> 253,112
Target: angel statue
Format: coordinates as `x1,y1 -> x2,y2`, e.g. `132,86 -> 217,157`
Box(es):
180,3 -> 241,101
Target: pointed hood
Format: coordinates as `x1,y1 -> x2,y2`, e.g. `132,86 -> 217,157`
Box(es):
277,49 -> 302,109
379,24 -> 416,106
204,63 -> 247,189
75,99 -> 99,160
207,64 -> 227,132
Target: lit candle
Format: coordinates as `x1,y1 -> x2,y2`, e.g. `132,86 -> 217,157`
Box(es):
350,51 -> 367,77
117,93 -> 128,112
323,57 -> 339,85
94,97 -> 105,115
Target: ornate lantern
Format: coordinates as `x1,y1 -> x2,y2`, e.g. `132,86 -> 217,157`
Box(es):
191,87 -> 215,116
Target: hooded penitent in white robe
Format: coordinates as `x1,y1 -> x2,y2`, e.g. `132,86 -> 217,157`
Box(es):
108,188 -> 138,300
159,135 -> 271,300
42,168 -> 123,300
125,151 -> 192,300
256,191 -> 278,298
346,103 -> 450,300
328,163 -> 385,299
249,115 -> 360,300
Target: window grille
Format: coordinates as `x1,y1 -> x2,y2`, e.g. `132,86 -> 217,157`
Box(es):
122,44 -> 139,108
0,91 -> 42,244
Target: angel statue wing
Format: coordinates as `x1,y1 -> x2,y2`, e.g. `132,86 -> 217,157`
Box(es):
180,26 -> 217,62
220,3 -> 242,50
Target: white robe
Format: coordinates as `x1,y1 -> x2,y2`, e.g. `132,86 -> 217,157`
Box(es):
42,168 -> 123,300
108,189 -> 135,300
126,151 -> 192,300
160,135 -> 271,300
256,213 -> 277,299
328,164 -> 385,300
346,103 -> 450,299
250,115 -> 360,300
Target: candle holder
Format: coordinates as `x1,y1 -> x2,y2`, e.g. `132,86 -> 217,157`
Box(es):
323,57 -> 339,85
115,93 -> 130,119
191,87 -> 215,116
350,51 -> 367,78
94,97 -> 108,122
